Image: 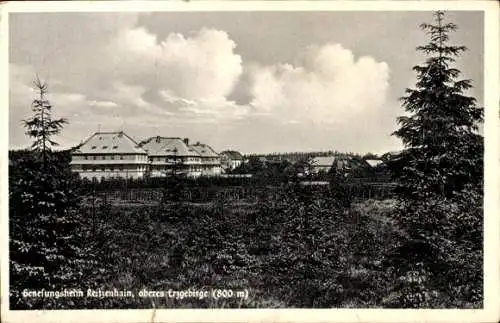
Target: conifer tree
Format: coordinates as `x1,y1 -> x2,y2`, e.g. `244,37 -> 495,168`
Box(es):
10,77 -> 91,309
390,11 -> 483,199
386,11 -> 484,307
22,76 -> 68,170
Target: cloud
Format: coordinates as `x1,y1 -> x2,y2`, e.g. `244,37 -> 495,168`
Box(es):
9,14 -> 397,153
247,43 -> 390,124
107,27 -> 243,108
89,100 -> 118,109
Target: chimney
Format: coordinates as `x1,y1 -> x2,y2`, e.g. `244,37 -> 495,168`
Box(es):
183,138 -> 189,145
196,141 -> 200,145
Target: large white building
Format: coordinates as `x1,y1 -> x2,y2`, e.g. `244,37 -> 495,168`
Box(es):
139,136 -> 204,178
70,131 -> 149,180
72,132 -> 223,180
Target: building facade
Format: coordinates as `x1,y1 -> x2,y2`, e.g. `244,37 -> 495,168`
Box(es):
309,155 -> 353,174
139,136 -> 221,178
190,142 -> 222,176
220,150 -> 244,172
72,132 -> 223,180
70,131 -> 149,180
139,136 -> 201,178
309,156 -> 336,174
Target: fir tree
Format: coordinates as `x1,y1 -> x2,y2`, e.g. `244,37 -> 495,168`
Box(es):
390,11 -> 483,199
10,77 -> 93,309
22,76 -> 68,170
386,12 -> 483,307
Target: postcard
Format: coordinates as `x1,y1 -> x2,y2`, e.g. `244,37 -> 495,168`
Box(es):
1,1 -> 499,322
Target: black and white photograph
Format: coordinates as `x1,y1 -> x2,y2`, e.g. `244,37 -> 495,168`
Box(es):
1,1 -> 499,322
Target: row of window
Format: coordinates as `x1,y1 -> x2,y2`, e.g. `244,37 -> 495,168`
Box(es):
79,155 -> 219,162
151,165 -> 221,171
151,157 -> 220,163
82,155 -> 148,161
79,165 -> 220,172
90,145 -> 119,150
80,165 -> 147,172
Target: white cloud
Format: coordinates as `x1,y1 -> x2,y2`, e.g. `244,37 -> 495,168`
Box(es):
159,89 -> 197,107
89,100 -> 118,108
248,43 -> 390,124
9,15 -> 397,153
108,27 -> 243,105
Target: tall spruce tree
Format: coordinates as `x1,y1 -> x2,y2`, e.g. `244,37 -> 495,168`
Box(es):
10,77 -> 92,309
385,11 -> 484,307
391,11 -> 483,199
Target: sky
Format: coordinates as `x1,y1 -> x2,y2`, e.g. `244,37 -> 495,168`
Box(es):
9,10 -> 484,154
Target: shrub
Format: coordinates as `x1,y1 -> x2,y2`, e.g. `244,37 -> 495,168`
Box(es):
9,151 -> 95,309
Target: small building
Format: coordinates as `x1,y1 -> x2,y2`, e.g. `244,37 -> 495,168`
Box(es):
309,156 -> 336,174
70,131 -> 149,180
220,150 -> 244,171
309,155 -> 353,174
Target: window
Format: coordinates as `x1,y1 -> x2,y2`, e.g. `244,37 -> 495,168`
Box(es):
91,146 -> 96,150
92,167 -> 96,172
120,155 -> 124,160
112,145 -> 118,149
102,146 -> 108,149
111,155 -> 114,160
103,155 -> 106,160
84,156 -> 88,160
93,156 -> 97,160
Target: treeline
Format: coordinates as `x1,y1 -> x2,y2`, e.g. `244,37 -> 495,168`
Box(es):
245,150 -> 371,162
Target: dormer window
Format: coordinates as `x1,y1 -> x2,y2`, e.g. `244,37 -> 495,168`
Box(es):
91,146 -> 97,149
102,146 -> 108,149
112,145 -> 118,149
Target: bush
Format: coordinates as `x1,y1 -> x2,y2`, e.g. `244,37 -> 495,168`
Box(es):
9,151 -> 96,309
385,187 -> 483,308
